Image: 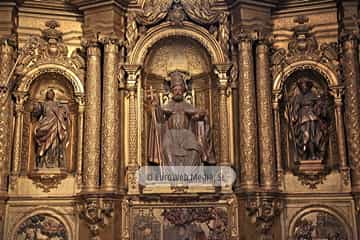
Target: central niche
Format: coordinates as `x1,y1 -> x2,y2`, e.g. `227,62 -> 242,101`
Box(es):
142,36 -> 220,166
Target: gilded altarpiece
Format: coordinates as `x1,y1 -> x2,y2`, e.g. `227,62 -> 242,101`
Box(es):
0,0 -> 360,240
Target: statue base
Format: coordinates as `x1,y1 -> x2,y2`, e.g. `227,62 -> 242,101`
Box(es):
298,160 -> 324,173
28,168 -> 67,192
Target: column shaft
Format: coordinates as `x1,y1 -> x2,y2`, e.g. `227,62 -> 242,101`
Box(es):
0,40 -> 14,192
342,36 -> 360,191
83,42 -> 102,192
256,42 -> 276,190
101,40 -> 120,191
238,38 -> 259,190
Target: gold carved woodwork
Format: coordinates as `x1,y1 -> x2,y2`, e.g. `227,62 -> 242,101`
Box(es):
236,32 -> 259,191
83,39 -> 102,192
256,40 -> 277,191
245,195 -> 282,239
270,16 -> 345,189
214,64 -> 231,169
341,33 -> 360,191
0,37 -> 15,193
100,35 -> 123,192
78,197 -> 115,240
123,64 -> 141,195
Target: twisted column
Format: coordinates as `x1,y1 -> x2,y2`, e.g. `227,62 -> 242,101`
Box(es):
342,34 -> 360,191
83,40 -> 102,192
101,37 -> 121,192
0,38 -> 15,193
237,34 -> 259,190
255,40 -> 276,191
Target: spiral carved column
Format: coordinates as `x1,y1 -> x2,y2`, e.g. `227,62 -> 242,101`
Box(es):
237,34 -> 259,190
101,37 -> 121,192
83,41 -> 102,192
342,34 -> 360,191
255,40 -> 276,191
0,39 -> 15,193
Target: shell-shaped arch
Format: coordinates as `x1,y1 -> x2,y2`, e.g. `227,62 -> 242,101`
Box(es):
17,63 -> 84,94
129,21 -> 226,65
273,60 -> 339,95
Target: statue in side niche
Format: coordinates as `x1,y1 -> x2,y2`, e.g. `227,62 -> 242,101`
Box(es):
287,77 -> 329,161
32,89 -> 70,169
146,71 -> 215,167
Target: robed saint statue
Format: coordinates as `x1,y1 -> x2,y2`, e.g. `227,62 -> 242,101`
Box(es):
146,71 -> 215,167
32,89 -> 70,169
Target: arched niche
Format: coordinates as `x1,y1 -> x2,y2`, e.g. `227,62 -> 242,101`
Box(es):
141,35 -> 221,165
278,69 -> 337,173
288,207 -> 351,240
11,212 -> 71,240
16,70 -> 83,189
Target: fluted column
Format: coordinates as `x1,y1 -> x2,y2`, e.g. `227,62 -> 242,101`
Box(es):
101,37 -> 121,192
11,92 -> 28,189
0,38 -> 15,193
237,34 -> 259,190
342,34 -> 360,191
255,40 -> 276,191
214,64 -> 232,167
123,65 -> 141,195
75,94 -> 85,188
83,40 -> 102,192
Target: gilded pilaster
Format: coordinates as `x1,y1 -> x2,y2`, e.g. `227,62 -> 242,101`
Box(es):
123,65 -> 141,195
0,38 -> 15,193
83,40 -> 102,192
75,94 -> 85,188
101,37 -> 121,192
214,64 -> 231,167
330,87 -> 348,169
272,92 -> 283,189
342,34 -> 360,191
11,91 -> 28,188
237,33 -> 259,190
255,40 -> 276,191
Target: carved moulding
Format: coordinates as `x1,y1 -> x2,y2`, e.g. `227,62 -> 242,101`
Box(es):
77,197 -> 115,240
245,194 -> 283,239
